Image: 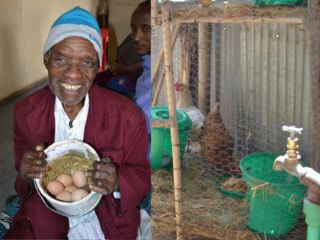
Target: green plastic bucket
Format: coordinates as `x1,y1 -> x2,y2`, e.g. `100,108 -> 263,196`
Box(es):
150,106 -> 192,170
240,152 -> 306,237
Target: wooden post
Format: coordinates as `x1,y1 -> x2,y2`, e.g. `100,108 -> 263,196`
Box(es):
161,1 -> 184,239
151,0 -> 159,26
183,51 -> 191,87
152,24 -> 176,85
179,36 -> 185,87
309,0 -> 320,171
152,119 -> 175,128
175,17 -> 305,24
182,28 -> 191,87
152,24 -> 180,85
198,23 -> 209,114
152,67 -> 166,106
152,24 -> 181,106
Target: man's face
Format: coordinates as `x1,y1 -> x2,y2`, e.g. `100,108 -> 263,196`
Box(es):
44,37 -> 99,106
130,6 -> 151,55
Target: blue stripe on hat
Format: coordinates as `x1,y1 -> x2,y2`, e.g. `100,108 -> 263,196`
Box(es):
52,7 -> 101,34
88,33 -> 102,49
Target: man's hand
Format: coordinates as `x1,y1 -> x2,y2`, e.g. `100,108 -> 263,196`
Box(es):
19,144 -> 47,181
86,157 -> 118,195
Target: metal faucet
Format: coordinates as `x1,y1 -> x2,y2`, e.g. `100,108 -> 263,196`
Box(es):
273,126 -> 320,202
273,126 -> 303,176
273,126 -> 320,240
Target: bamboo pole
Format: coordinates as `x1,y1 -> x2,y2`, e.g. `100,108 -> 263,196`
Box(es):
152,119 -> 176,128
152,24 -> 181,106
152,24 -> 180,85
151,25 -> 176,99
161,0 -> 184,239
183,52 -> 190,86
182,31 -> 191,87
152,47 -> 164,85
175,17 -> 305,24
152,67 -> 166,106
151,0 -> 159,26
179,36 -> 185,87
198,23 -> 209,114
152,26 -> 173,86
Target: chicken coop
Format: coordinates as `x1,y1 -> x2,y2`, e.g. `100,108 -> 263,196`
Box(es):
151,0 -> 320,239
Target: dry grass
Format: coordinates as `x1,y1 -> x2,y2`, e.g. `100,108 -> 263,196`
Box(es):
151,151 -> 259,240
151,150 -> 307,239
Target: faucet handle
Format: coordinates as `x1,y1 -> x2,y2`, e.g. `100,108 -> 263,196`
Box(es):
282,126 -> 303,134
282,126 -> 303,139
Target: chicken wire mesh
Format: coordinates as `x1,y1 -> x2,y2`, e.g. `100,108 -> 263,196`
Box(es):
151,0 -> 313,239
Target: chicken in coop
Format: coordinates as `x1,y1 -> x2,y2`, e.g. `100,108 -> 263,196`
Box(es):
175,82 -> 205,143
200,103 -> 240,177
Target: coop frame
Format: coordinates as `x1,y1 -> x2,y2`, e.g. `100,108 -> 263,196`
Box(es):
151,0 -> 316,239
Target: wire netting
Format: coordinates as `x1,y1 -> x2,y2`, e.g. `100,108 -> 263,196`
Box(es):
151,0 -> 313,239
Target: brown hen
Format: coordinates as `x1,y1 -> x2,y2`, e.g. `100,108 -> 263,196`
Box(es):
200,103 -> 240,176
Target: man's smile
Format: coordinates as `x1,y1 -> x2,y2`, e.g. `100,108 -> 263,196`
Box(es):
61,82 -> 82,91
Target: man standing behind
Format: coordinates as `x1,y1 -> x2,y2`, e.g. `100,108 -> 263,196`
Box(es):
133,0 -> 151,131
130,1 -> 152,239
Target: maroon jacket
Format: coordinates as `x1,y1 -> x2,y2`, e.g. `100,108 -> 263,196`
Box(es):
9,84 -> 150,239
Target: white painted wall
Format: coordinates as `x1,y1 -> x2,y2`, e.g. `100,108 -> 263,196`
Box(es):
0,0 -> 98,100
108,0 -> 142,63
0,0 -> 142,100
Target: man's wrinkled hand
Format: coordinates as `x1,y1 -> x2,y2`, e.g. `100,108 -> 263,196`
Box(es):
19,144 -> 47,181
86,157 -> 118,195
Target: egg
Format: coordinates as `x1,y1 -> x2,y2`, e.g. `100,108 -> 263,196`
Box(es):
56,191 -> 71,202
46,180 -> 64,196
57,174 -> 73,187
72,171 -> 87,188
71,189 -> 89,202
64,185 -> 77,193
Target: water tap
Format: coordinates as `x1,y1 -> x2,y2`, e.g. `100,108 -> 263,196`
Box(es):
273,126 -> 303,176
273,125 -> 320,203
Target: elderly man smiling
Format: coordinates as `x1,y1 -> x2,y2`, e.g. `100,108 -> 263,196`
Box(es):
5,7 -> 150,239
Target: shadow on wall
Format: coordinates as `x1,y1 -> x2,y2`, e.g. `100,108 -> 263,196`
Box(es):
0,76 -> 48,106
107,22 -> 118,65
0,26 -> 20,98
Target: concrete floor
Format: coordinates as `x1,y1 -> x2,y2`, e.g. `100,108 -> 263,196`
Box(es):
0,83 -> 46,211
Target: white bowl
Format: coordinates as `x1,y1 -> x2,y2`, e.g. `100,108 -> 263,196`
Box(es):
34,140 -> 102,217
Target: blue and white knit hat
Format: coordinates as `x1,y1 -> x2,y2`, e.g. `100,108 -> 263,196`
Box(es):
43,7 -> 102,66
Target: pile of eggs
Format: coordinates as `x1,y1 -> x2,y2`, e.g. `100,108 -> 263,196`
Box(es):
45,171 -> 90,202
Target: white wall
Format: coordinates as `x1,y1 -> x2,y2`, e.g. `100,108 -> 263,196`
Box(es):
0,0 -> 141,101
0,0 -> 99,100
108,0 -> 142,63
